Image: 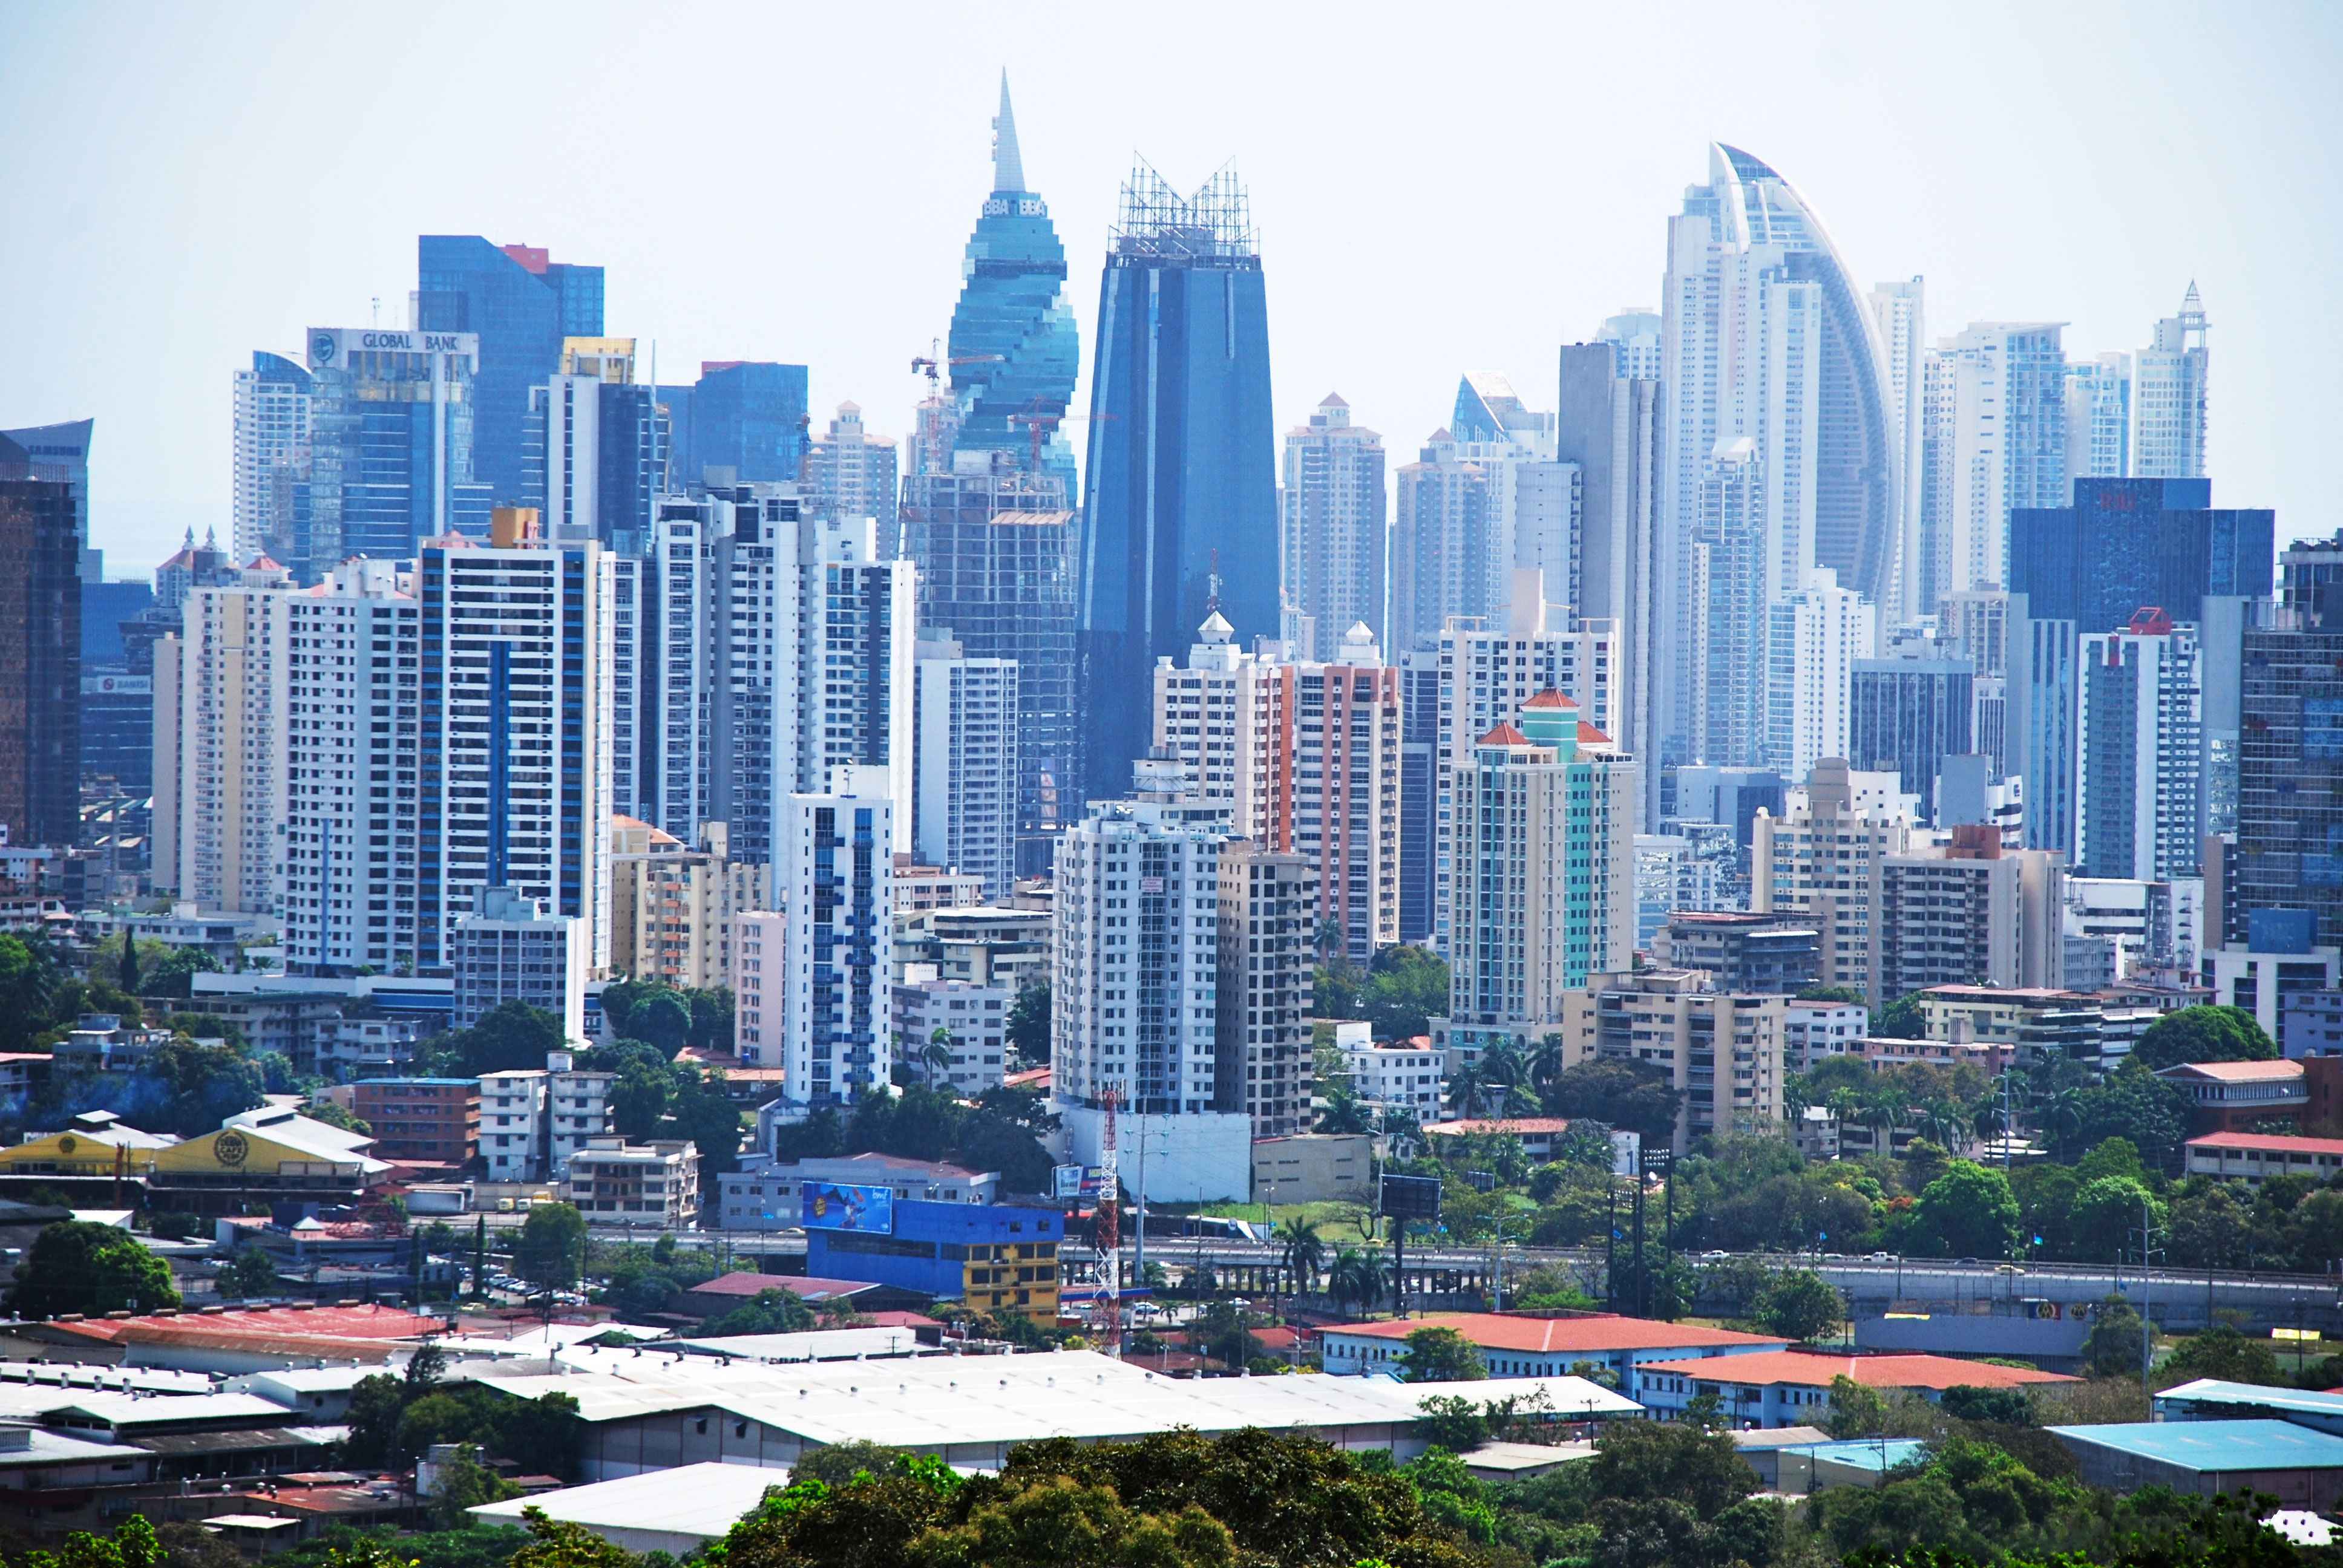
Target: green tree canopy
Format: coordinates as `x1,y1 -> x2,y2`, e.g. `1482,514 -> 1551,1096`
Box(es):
2131,1004 -> 2279,1071
2157,1324 -> 2284,1390
1912,1160 -> 2020,1259
1541,1058 -> 1683,1145
8,1220 -> 180,1317
514,1203 -> 589,1291
1873,993 -> 1928,1039
1756,1269 -> 1843,1342
1398,1325 -> 1486,1382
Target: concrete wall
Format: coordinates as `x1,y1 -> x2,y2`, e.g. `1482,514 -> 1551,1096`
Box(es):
1060,1107 -> 1252,1202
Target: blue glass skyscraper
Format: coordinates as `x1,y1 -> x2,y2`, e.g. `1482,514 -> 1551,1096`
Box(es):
659,361 -> 809,486
415,237 -> 605,503
946,74 -> 1079,495
1076,161 -> 1277,802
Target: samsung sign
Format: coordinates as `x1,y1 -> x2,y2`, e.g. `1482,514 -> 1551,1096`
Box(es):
308,327 -> 479,370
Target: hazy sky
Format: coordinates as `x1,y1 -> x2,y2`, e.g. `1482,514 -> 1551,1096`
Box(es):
4,1 -> 2338,576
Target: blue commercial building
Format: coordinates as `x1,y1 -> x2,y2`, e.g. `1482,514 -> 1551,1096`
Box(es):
415,237 -> 605,503
2234,532 -> 2343,947
660,362 -> 809,488
946,75 -> 1079,496
1076,160 -> 1277,800
1850,658 -> 1973,824
2010,477 -> 2273,635
301,327 -> 492,578
805,1196 -> 1064,1324
2,419 -> 93,572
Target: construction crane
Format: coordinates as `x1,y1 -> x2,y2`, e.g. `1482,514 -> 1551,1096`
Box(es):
909,337 -> 1002,393
1008,407 -> 1112,472
1093,1086 -> 1121,1354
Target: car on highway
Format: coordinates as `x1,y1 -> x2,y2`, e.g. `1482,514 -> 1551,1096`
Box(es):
1865,1251 -> 1893,1262
1700,1250 -> 1731,1261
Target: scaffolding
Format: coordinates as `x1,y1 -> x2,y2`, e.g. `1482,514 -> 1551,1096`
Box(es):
1110,156 -> 1257,261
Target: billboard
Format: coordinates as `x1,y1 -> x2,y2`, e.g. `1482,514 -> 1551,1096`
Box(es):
800,1181 -> 894,1233
1380,1174 -> 1443,1221
307,327 -> 479,371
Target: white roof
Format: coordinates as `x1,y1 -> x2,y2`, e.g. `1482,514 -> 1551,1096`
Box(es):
203,1515 -> 300,1531
0,1363 -> 216,1396
48,1390 -> 290,1427
471,1461 -> 781,1543
471,1350 -> 1639,1450
232,1365 -> 376,1396
1459,1439 -> 1596,1473
668,1328 -> 928,1364
226,1106 -> 375,1155
0,1427 -> 151,1466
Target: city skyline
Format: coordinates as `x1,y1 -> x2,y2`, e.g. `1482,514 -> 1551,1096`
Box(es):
4,1 -> 2336,577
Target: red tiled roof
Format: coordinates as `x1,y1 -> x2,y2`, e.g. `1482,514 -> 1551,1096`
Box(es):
1478,722 -> 1532,747
1637,1350 -> 2076,1391
1004,1067 -> 1051,1090
856,1311 -> 941,1330
1321,1312 -> 1788,1354
2160,1060 -> 2301,1083
685,1272 -> 882,1302
45,1303 -> 441,1344
2187,1132 -> 2343,1156
1578,722 -> 1613,745
1522,690 -> 1576,710
1424,1118 -> 1577,1137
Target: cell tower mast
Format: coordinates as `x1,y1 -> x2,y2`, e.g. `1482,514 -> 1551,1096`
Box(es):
1094,1086 -> 1122,1353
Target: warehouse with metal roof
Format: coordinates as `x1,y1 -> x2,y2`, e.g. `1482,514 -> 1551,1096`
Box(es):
2048,1420 -> 2343,1510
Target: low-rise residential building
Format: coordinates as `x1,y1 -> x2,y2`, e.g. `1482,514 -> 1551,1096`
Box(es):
1860,1035 -> 2017,1076
1342,1040 -> 1445,1123
892,859 -> 986,916
2285,990 -> 2343,1060
1878,829 -> 2066,997
566,1137 -> 700,1227
315,1015 -> 423,1082
1784,1000 -> 1870,1069
48,1013 -> 173,1076
891,979 -> 1012,1096
350,1078 -> 481,1166
2184,1131 -> 2343,1184
479,1069 -> 549,1183
2158,1060 -> 2310,1135
2205,936 -> 2343,1054
1654,911 -> 1821,995
1634,1350 -> 2075,1427
892,905 -> 1050,989
1913,986 -> 2106,1064
1319,1312 -> 1788,1386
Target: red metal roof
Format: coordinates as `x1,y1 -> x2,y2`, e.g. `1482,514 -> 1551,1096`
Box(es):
2160,1060 -> 2301,1083
685,1272 -> 882,1302
1321,1312 -> 1788,1354
46,1303 -> 442,1344
2187,1132 -> 2343,1156
1637,1350 -> 2076,1391
1424,1117 -> 1578,1137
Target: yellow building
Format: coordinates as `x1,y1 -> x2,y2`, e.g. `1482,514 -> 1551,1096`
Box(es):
0,1108 -> 390,1214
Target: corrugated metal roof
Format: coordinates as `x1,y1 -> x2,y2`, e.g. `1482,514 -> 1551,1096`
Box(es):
2050,1419 -> 2343,1471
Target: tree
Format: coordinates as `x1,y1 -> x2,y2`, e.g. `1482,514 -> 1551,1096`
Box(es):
1398,1324 -> 1485,1382
448,1001 -> 566,1077
2132,1004 -> 2279,1072
920,1027 -> 955,1088
8,1221 -> 180,1316
1587,1416 -> 1758,1520
1912,1160 -> 2020,1259
514,1203 -> 588,1292
1326,1247 -> 1386,1317
2083,1296 -> 2148,1378
1755,1269 -> 1842,1342
0,933 -> 60,1051
1190,1300 -> 1260,1371
1413,1394 -> 1492,1452
218,1245 -> 279,1299
790,1439 -> 903,1489
342,1374 -> 407,1468
608,1059 -> 672,1142
1004,980 -> 1050,1065
2069,1063 -> 2193,1167
1939,1385 -> 2033,1426
507,1506 -> 647,1568
2158,1324 -> 2283,1390
1315,1086 -> 1371,1135
629,992 -> 693,1057
2069,1176 -> 2163,1262
669,1071 -> 747,1193
118,927 -> 140,998
2166,1181 -> 2259,1271
1542,1058 -> 1683,1145
427,1443 -> 520,1530
1277,1218 -> 1326,1295
704,1289 -> 818,1337
1362,945 -> 1449,1042
1873,993 -> 1928,1039
1797,985 -> 1866,1005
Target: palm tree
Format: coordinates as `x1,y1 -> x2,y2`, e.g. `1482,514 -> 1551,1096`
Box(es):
1326,1246 -> 1388,1318
2040,1085 -> 2085,1155
1912,1100 -> 1964,1151
921,1027 -> 955,1089
1317,1088 -> 1372,1135
1279,1218 -> 1328,1296
1859,1085 -> 1909,1157
1527,1033 -> 1570,1102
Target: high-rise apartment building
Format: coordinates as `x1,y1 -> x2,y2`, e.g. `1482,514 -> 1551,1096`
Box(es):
280,558 -> 420,975
1151,615 -> 1286,844
1766,568 -> 1873,783
1391,430 -> 1496,658
946,77 -> 1081,497
901,462 -> 1078,874
1596,310 -> 1663,381
418,512 -> 614,970
522,337 -> 667,552
1658,145 -> 1899,773
783,517 -> 916,857
659,362 -> 810,488
1850,655 -> 1974,824
2131,284 -> 2209,480
2076,607 -> 2203,881
231,352 -> 312,565
301,327 -> 490,580
1942,587 -> 2013,772
0,439 -> 82,851
1869,279 -> 1927,625
1936,322 -> 2068,597
1878,828 -> 2065,995
1214,840 -> 1316,1138
1279,394 -> 1386,662
914,633 -> 1018,903
1289,631 -> 1402,964
414,237 -> 605,504
769,768 -> 895,1103
2065,354 -> 2132,492
609,818 -> 762,990
1750,759 -> 1915,1004
1440,692 -> 1636,1057
1690,437 -> 1768,769
1391,376 -> 1570,657
802,402 -> 900,552
152,557 -> 293,913
1557,343 -> 1660,776
1077,162 -> 1276,802
2,422 -> 94,579
1397,648 -> 1442,944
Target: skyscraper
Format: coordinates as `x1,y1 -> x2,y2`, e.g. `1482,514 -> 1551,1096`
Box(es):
771,767 -> 895,1103
2131,283 -> 2209,480
1076,160 -> 1276,802
1766,567 -> 1873,783
0,436 -> 82,850
945,76 -> 1080,495
1557,342 -> 1659,778
522,338 -> 667,552
302,326 -> 490,579
231,354 -> 312,565
1937,322 -> 2068,596
1279,394 -> 1386,662
1596,310 -> 1663,381
0,421 -> 94,579
802,402 -> 900,550
2234,533 -> 2343,947
2076,607 -> 2203,881
415,237 -> 605,503
2065,353 -> 2133,493
1850,655 -> 1974,824
660,362 -> 810,488
1390,430 -> 1495,657
1657,145 -> 1898,771
914,633 -> 1018,903
1868,279 -> 1926,624
2008,477 -> 2273,635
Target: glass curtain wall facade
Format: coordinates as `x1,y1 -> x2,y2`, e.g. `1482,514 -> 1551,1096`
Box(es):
660,362 -> 810,488
415,238 -> 603,505
1077,161 -> 1277,802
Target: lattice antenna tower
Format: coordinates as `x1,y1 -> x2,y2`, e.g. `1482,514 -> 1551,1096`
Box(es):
1111,156 -> 1256,261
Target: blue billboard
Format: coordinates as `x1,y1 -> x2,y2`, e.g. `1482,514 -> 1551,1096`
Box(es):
801,1181 -> 894,1233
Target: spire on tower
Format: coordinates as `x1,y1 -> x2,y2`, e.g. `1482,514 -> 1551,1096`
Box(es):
992,71 -> 1026,195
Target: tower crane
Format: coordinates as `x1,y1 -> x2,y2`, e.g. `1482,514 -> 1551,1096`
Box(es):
909,337 -> 1003,392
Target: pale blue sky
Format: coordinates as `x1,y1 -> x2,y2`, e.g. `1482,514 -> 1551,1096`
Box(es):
3,0 -> 2336,576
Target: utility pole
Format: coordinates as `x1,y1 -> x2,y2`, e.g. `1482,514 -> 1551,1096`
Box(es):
2140,1196 -> 2157,1403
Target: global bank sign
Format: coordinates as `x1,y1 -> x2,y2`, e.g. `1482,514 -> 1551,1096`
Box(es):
308,327 -> 479,371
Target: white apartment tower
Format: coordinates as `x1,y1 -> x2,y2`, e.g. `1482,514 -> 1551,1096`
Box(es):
451,885 -> 587,1044
781,517 -> 917,858
152,556 -> 295,915
914,633 -> 1019,903
1868,279 -> 1926,627
2131,284 -> 2209,480
1765,567 -> 1874,783
2076,607 -> 2204,882
1279,394 -> 1387,663
230,352 -> 312,566
773,768 -> 896,1105
1751,759 -> 1915,1004
1938,322 -> 2068,597
1150,614 -> 1286,844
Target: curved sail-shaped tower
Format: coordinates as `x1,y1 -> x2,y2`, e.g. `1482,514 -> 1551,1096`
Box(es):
945,74 -> 1080,497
